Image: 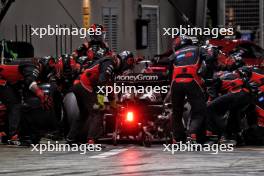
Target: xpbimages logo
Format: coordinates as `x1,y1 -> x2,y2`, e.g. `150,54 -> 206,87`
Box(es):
31,25 -> 102,38
31,141 -> 102,154
97,83 -> 169,96
163,25 -> 234,38
163,142 -> 234,154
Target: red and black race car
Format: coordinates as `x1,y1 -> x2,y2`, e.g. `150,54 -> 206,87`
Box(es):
209,39 -> 264,69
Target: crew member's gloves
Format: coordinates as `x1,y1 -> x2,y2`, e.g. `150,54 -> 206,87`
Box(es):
95,94 -> 105,110
35,87 -> 53,110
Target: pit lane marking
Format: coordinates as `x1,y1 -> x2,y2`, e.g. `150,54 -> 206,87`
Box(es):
89,148 -> 128,159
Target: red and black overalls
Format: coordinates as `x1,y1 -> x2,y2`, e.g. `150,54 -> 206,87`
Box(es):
207,72 -> 252,137
250,68 -> 264,127
67,57 -> 115,142
74,41 -> 113,61
55,56 -> 81,93
0,63 -> 39,137
170,45 -> 207,142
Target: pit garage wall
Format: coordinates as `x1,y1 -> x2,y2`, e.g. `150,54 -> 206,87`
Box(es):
0,0 -> 201,58
91,0 -> 199,58
0,0 -> 83,57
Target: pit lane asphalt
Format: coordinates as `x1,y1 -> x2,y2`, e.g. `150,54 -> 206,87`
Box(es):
0,141 -> 264,176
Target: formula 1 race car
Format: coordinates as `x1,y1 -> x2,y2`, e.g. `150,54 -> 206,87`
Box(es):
110,62 -> 171,146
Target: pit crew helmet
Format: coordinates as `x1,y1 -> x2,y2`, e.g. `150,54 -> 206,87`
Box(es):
38,56 -> 56,73
89,24 -> 106,42
172,35 -> 193,52
117,51 -> 135,71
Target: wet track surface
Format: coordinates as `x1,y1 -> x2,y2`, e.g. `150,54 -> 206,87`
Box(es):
0,142 -> 264,176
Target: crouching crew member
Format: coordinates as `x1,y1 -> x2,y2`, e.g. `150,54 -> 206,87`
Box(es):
66,51 -> 135,144
207,68 -> 253,144
0,60 -> 52,144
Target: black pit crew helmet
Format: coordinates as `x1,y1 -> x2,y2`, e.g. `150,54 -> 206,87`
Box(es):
117,51 -> 135,71
89,24 -> 106,42
172,35 -> 193,52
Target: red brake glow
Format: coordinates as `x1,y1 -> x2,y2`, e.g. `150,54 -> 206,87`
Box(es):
126,112 -> 134,122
